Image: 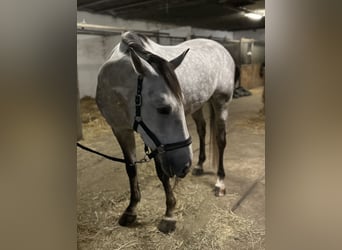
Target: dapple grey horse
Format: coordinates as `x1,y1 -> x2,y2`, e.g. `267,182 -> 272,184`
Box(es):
96,32 -> 235,233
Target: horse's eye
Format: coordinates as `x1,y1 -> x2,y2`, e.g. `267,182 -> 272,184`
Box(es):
157,106 -> 172,115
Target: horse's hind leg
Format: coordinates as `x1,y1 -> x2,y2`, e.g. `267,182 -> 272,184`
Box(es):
191,108 -> 206,176
112,129 -> 140,226
211,97 -> 230,197
154,158 -> 177,233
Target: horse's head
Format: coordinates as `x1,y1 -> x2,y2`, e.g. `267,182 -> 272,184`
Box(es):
129,47 -> 192,178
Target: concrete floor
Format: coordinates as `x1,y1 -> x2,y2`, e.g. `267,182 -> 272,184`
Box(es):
77,87 -> 265,249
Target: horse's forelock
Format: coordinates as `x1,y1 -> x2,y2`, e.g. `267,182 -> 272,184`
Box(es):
157,60 -> 183,102
121,32 -> 182,102
146,54 -> 182,102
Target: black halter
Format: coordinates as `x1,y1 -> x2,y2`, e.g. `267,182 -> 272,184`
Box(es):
133,75 -> 192,159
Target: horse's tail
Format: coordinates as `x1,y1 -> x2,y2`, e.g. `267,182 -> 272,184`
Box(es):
234,65 -> 240,88
209,103 -> 218,171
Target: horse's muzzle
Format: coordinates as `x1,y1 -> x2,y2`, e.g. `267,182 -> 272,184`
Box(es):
159,157 -> 192,179
175,161 -> 191,178
158,145 -> 193,178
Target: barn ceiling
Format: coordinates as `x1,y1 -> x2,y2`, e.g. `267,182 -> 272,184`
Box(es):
77,0 -> 265,31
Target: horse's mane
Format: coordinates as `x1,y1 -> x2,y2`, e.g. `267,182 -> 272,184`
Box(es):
121,32 -> 182,101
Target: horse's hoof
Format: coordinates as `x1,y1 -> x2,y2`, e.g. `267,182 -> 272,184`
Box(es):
158,218 -> 176,234
118,213 -> 137,226
214,186 -> 226,197
192,167 -> 203,176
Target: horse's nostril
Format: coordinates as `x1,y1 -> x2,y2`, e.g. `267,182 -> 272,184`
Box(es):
183,166 -> 190,175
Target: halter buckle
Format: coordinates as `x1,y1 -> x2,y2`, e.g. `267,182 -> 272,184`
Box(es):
135,95 -> 142,106
157,145 -> 165,154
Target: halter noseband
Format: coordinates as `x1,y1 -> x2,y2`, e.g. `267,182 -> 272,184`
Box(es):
133,75 -> 192,160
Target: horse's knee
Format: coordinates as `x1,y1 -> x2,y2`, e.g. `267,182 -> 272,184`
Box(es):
199,152 -> 206,162
125,164 -> 137,178
197,122 -> 206,137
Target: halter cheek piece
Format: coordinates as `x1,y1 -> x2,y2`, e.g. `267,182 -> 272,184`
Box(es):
133,75 -> 192,160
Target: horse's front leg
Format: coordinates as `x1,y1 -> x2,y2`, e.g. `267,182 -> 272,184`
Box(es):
113,129 -> 140,226
154,158 -> 177,233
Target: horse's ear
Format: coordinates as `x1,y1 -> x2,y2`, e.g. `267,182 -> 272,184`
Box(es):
129,48 -> 157,76
169,48 -> 190,69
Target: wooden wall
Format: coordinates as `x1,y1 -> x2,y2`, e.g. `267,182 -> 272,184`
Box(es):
240,63 -> 265,89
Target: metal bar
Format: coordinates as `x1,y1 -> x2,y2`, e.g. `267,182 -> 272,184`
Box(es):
77,22 -> 167,36
77,29 -> 121,36
77,23 -> 127,32
192,35 -> 243,43
77,29 -> 186,41
77,23 -> 186,41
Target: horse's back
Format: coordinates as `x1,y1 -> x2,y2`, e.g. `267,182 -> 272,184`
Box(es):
179,38 -> 235,88
164,39 -> 235,113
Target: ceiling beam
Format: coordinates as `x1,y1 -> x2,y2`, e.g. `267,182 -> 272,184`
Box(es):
101,0 -> 208,16
78,0 -> 113,9
96,0 -> 159,13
